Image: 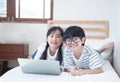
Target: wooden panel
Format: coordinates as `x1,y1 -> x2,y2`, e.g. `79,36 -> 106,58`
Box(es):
0,62 -> 3,75
47,20 -> 109,39
0,45 -> 24,53
0,44 -> 29,61
0,44 -> 29,76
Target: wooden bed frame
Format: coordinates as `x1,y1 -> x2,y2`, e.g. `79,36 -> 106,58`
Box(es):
47,20 -> 109,39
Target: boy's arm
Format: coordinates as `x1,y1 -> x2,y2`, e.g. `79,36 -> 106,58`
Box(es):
68,67 -> 103,76
78,68 -> 103,75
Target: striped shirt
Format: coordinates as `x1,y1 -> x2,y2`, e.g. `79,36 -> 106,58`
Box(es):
63,45 -> 103,69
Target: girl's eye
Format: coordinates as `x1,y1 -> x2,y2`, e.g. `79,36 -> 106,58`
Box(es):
66,38 -> 72,42
56,35 -> 61,38
49,35 -> 53,37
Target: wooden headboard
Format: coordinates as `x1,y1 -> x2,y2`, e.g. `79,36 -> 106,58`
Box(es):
47,20 -> 109,39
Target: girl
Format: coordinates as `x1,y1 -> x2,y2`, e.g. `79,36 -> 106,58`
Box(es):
33,26 -> 64,66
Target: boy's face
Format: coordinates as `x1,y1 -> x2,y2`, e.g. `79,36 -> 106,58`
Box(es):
64,37 -> 85,51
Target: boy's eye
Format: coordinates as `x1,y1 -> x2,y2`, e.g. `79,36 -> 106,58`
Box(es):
74,37 -> 79,40
73,37 -> 80,42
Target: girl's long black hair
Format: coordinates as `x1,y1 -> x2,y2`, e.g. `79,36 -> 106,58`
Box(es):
40,26 -> 64,65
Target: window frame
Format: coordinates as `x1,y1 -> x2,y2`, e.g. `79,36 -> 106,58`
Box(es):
0,0 -> 53,23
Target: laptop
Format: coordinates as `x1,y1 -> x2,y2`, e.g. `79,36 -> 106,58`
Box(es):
17,58 -> 61,75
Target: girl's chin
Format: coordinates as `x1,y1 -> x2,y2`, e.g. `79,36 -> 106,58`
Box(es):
51,45 -> 59,48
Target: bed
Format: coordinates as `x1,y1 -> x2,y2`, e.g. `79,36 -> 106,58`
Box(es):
0,20 -> 120,82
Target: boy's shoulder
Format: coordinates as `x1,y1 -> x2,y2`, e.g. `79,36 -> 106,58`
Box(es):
84,45 -> 98,54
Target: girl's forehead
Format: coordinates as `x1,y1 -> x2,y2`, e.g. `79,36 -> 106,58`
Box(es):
50,30 -> 61,34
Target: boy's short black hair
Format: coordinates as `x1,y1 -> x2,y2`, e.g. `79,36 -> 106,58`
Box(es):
63,25 -> 85,41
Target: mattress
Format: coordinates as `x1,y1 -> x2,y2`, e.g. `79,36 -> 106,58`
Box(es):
0,60 -> 120,82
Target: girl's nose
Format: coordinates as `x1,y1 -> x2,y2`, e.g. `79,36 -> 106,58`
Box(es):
52,36 -> 57,41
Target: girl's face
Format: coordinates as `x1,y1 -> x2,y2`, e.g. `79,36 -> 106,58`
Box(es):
47,30 -> 62,50
65,37 -> 85,51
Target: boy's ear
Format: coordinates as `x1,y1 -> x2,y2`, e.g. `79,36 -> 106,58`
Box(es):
81,37 -> 86,44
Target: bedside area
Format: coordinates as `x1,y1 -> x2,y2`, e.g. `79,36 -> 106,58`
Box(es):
0,44 -> 29,75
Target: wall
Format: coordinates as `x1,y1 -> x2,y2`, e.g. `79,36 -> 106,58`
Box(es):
110,0 -> 120,77
54,0 -> 111,20
0,0 -> 120,76
0,23 -> 47,54
0,23 -> 47,67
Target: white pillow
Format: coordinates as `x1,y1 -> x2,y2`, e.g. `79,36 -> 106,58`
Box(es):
86,38 -> 114,61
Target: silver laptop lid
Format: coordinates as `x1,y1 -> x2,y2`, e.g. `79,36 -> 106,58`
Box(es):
18,58 -> 61,75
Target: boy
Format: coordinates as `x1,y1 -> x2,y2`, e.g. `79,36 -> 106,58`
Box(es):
63,26 -> 103,76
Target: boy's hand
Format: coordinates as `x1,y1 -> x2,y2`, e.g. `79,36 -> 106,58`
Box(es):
70,66 -> 79,76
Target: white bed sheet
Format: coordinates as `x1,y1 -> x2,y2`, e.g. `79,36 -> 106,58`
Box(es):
0,60 -> 120,82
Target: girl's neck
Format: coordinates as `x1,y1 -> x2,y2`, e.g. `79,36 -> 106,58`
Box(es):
50,48 -> 57,56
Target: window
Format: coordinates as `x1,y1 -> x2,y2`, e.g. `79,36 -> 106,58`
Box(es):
0,0 -> 53,23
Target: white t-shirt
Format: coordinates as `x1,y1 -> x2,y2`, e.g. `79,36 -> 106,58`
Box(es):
34,42 -> 65,66
46,47 -> 58,60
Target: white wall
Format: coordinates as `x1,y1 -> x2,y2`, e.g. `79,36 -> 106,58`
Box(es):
0,23 -> 47,54
110,0 -> 120,77
0,0 -> 120,76
54,0 -> 111,20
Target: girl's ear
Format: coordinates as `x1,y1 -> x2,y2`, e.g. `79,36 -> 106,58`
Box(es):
81,37 -> 86,44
